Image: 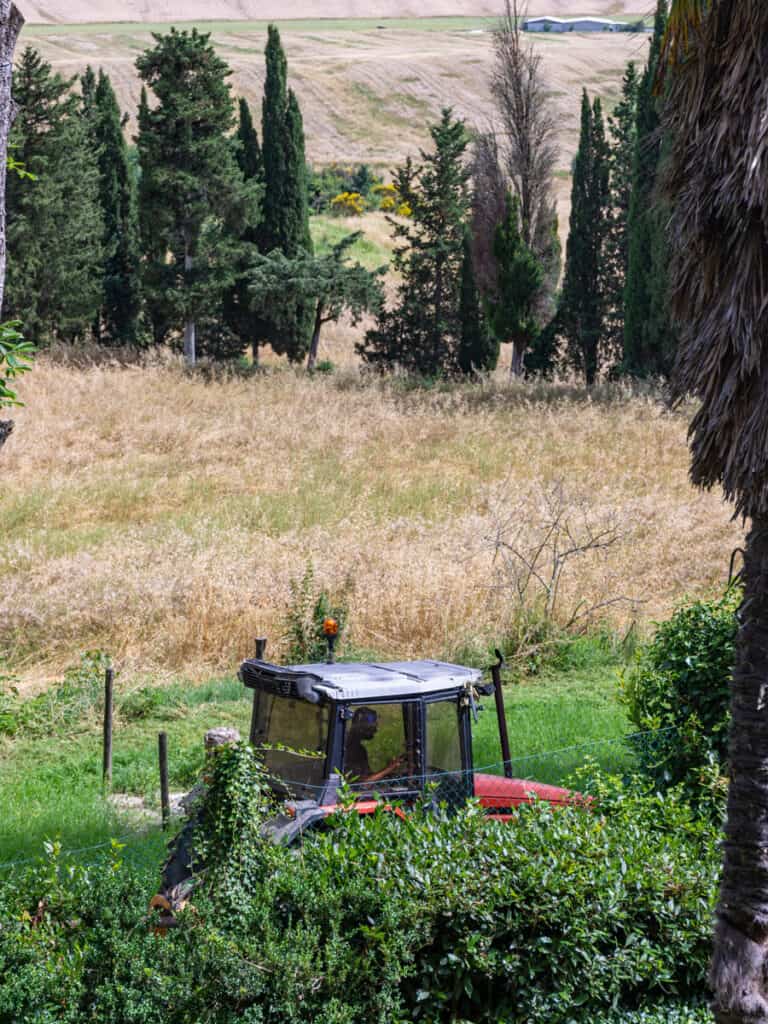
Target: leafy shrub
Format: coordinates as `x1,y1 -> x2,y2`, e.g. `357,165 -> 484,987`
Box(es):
0,650 -> 110,737
309,163 -> 381,213
284,562 -> 350,663
0,320 -> 35,408
0,771 -> 718,1024
119,685 -> 182,722
620,589 -> 738,800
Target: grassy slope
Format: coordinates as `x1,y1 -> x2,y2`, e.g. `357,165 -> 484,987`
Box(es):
0,363 -> 741,687
0,641 -> 631,871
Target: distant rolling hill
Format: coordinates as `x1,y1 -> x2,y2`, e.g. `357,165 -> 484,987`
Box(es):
18,1 -> 646,24
17,11 -> 651,247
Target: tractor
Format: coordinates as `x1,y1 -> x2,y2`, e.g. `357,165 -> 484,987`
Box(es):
240,629 -> 574,844
154,625 -> 575,920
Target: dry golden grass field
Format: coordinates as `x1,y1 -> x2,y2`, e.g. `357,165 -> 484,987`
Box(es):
2,357 -> 743,692
19,17 -> 651,241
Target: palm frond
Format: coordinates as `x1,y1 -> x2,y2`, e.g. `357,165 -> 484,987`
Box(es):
658,0 -> 706,80
663,0 -> 768,517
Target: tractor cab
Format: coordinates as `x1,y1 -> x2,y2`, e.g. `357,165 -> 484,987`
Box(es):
239,634 -> 575,826
240,657 -> 481,806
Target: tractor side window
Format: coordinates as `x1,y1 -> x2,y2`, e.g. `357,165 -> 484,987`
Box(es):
426,700 -> 462,774
255,695 -> 328,795
344,702 -> 413,784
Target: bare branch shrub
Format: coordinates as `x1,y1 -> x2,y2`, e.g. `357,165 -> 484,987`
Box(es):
470,131 -> 508,299
486,480 -> 640,659
490,0 -> 559,249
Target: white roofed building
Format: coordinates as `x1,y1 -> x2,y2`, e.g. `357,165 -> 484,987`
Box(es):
523,15 -> 622,32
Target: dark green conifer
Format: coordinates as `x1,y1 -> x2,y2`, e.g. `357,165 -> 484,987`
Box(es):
604,61 -> 639,361
623,0 -> 677,377
485,192 -> 542,377
235,96 -> 262,182
457,229 -> 497,375
222,97 -> 264,361
5,48 -> 104,344
557,91 -> 610,386
255,25 -> 313,361
136,28 -> 253,365
86,68 -> 142,345
359,109 -> 471,377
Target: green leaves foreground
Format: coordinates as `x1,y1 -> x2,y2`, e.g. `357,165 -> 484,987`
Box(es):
0,742 -> 716,1023
0,321 -> 34,408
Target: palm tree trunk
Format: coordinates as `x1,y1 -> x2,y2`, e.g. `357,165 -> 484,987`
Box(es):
711,514 -> 768,1024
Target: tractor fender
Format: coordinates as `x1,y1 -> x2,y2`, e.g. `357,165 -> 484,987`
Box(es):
261,800 -> 330,846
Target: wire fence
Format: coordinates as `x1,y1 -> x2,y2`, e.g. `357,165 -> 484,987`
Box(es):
0,727 -> 675,873
274,727 -> 677,807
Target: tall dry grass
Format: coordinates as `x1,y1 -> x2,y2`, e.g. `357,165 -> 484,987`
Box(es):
1,358 -> 742,690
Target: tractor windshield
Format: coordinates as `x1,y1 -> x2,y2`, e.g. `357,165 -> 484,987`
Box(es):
343,702 -> 418,788
252,693 -> 328,795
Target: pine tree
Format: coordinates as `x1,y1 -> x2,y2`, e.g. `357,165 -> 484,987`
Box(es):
358,109 -> 471,377
84,68 -> 142,345
557,91 -> 610,386
249,232 -> 384,371
222,96 -> 264,361
457,228 -> 497,375
623,0 -> 677,378
136,29 -> 253,365
5,47 -> 104,344
256,25 -> 313,362
485,191 -> 543,376
604,62 -> 639,362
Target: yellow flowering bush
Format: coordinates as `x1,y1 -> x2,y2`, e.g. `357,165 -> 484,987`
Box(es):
330,191 -> 366,216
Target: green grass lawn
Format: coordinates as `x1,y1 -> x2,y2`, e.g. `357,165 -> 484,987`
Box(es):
0,639 -> 631,873
310,213 -> 392,271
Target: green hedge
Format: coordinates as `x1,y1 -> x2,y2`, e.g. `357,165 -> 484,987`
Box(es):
0,747 -> 719,1023
620,590 -> 739,803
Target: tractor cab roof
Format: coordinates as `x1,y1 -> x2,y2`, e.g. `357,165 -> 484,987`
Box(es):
240,658 -> 482,704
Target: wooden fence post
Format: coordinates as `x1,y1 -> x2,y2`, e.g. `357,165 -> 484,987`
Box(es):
102,667 -> 114,790
158,732 -> 170,830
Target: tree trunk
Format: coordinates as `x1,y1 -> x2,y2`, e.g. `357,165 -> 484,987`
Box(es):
182,233 -> 196,367
0,1 -> 24,319
252,341 -> 259,369
306,303 -> 323,372
0,418 -> 12,451
510,342 -> 525,377
183,319 -> 196,367
711,514 -> 768,1024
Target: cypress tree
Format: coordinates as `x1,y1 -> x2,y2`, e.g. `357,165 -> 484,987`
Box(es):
359,109 -> 470,377
85,68 -> 142,345
256,25 -> 313,362
623,0 -> 676,378
136,28 -> 251,365
557,91 -> 610,386
485,191 -> 543,377
222,97 -> 264,361
235,96 -> 262,182
136,85 -> 172,346
457,228 -> 497,375
604,61 -> 639,362
5,47 -> 104,344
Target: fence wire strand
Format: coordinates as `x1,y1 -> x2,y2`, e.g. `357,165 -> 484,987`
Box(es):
0,727 -> 677,873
